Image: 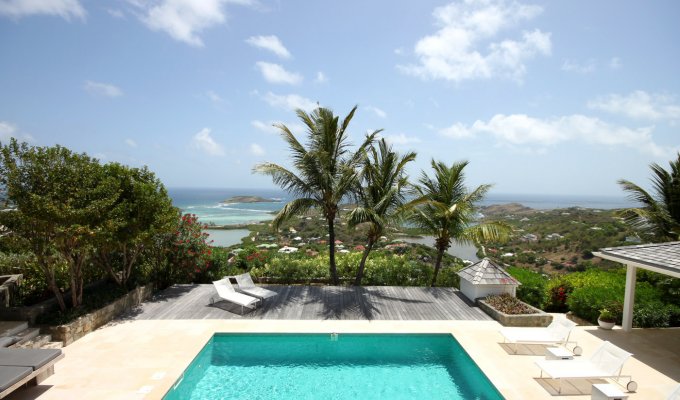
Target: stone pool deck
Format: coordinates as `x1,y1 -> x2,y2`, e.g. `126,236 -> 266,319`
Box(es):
4,286 -> 680,399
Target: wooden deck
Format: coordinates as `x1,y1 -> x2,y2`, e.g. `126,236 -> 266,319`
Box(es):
125,284 -> 492,321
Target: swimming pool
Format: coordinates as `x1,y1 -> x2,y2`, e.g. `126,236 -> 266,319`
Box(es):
164,333 -> 504,400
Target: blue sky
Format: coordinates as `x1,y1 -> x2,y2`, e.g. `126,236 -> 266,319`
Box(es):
0,0 -> 678,197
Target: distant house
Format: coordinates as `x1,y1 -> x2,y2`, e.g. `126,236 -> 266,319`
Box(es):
625,236 -> 642,243
589,226 -> 603,231
520,233 -> 538,242
545,233 -> 563,240
520,217 -> 530,222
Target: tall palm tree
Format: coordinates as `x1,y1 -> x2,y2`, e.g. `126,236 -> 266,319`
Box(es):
407,160 -> 510,286
254,106 -> 377,285
348,139 -> 416,286
618,153 -> 680,241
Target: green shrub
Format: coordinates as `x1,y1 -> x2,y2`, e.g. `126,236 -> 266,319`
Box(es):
247,250 -> 461,287
506,266 -> 547,309
633,302 -> 680,328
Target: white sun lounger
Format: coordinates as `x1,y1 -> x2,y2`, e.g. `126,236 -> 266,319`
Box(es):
500,318 -> 578,354
535,341 -> 636,394
668,385 -> 680,400
233,273 -> 277,300
211,278 -> 260,314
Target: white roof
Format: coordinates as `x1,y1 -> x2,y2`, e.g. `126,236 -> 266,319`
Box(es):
457,258 -> 521,286
595,241 -> 680,278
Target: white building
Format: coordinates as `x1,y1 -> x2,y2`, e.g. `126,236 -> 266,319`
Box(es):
457,258 -> 521,302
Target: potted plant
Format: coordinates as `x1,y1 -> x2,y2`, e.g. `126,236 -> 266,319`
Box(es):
597,308 -> 616,330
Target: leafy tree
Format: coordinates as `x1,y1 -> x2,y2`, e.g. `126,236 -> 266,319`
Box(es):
348,138 -> 415,285
0,139 -> 117,310
94,163 -> 178,288
407,160 -> 510,286
254,106 -> 377,284
618,153 -> 680,241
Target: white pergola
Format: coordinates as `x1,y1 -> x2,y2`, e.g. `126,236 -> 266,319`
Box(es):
594,241 -> 680,332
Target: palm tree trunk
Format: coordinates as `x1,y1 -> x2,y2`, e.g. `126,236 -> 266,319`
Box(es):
328,217 -> 338,285
354,240 -> 374,286
431,248 -> 445,287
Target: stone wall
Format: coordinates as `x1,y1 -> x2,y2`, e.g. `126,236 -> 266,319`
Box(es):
48,285 -> 154,346
478,299 -> 552,327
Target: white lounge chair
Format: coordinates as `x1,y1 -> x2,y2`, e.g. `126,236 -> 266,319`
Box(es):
535,341 -> 636,394
211,278 -> 259,314
668,385 -> 680,400
500,318 -> 579,354
233,273 -> 277,300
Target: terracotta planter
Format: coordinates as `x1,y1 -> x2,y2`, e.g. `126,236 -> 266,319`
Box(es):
597,319 -> 616,330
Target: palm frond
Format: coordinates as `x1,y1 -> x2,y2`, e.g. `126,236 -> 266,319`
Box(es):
272,197 -> 317,230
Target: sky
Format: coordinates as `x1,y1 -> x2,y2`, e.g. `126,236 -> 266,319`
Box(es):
0,0 -> 679,197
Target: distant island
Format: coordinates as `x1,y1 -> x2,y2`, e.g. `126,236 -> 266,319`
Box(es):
221,195 -> 279,204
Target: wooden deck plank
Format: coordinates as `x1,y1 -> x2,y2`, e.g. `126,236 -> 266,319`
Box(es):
126,284 -> 492,321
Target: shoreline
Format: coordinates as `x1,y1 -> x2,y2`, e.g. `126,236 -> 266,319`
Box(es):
200,202 -> 630,230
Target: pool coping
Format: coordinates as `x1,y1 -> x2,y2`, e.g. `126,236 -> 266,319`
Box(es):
5,318 -> 679,400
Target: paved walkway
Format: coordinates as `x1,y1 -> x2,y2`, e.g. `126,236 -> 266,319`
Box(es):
125,284 -> 492,321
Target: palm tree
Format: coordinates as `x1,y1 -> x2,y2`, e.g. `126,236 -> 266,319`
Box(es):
254,106 -> 377,285
407,160 -> 510,286
348,139 -> 416,285
618,153 -> 680,241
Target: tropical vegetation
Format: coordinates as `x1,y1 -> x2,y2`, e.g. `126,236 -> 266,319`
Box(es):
406,160 -> 511,286
254,106 -> 378,285
348,138 -> 415,285
618,153 -> 680,241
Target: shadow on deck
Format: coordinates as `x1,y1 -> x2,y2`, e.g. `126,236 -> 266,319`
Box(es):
122,284 -> 492,321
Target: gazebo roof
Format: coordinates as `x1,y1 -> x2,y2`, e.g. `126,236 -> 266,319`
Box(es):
595,241 -> 680,278
457,258 -> 521,286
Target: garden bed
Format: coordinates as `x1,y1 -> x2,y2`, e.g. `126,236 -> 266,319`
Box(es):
478,294 -> 552,327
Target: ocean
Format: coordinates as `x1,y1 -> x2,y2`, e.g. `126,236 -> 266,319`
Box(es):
168,188 -> 635,227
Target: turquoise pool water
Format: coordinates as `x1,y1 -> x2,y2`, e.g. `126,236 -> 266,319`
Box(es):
164,333 -> 504,400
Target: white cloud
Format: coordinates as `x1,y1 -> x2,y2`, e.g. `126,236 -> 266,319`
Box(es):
365,106 -> 387,118
440,122 -> 476,139
251,120 -> 278,134
0,121 -> 34,143
84,80 -> 123,97
262,92 -> 317,112
249,143 -> 265,156
0,0 -> 85,20
245,35 -> 291,58
124,138 -> 138,148
107,8 -> 125,18
399,0 -> 551,82
191,128 -> 224,156
440,113 -> 674,157
255,62 -> 303,85
315,71 -> 327,83
132,0 -> 249,47
394,47 -> 404,56
382,133 -> 421,146
587,90 -> 680,121
609,57 -> 622,70
561,59 -> 595,74
206,90 -> 222,102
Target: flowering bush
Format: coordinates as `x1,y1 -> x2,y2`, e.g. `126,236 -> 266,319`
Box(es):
168,214 -> 213,283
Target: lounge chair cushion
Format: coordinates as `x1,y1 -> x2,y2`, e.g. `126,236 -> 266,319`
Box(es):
234,273 -> 277,300
0,366 -> 32,392
0,348 -> 62,370
0,337 -> 16,348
